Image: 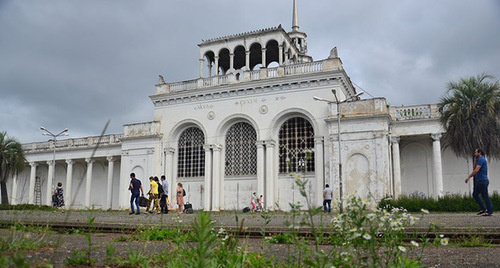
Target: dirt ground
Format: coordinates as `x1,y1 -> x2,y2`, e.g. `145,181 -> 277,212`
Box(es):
3,230 -> 500,267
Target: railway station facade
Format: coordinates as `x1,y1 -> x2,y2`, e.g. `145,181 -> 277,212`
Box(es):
6,2 -> 499,211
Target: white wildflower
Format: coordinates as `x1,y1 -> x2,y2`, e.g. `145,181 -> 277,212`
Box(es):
421,208 -> 429,214
398,246 -> 406,252
411,240 -> 419,247
440,238 -> 449,246
363,233 -> 372,240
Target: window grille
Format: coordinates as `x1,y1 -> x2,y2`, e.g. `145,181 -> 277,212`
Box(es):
279,117 -> 315,173
225,122 -> 257,176
177,127 -> 205,178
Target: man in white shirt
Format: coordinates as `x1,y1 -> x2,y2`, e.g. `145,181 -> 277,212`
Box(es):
160,175 -> 169,214
323,184 -> 333,213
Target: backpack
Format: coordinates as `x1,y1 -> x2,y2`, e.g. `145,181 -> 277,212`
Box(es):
157,182 -> 164,195
183,189 -> 186,196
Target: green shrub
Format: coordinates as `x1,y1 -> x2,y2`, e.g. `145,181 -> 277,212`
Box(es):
378,192 -> 500,212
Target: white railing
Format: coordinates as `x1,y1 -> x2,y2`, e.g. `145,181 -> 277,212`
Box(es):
170,79 -> 198,91
168,60 -> 327,92
284,61 -> 323,75
22,134 -> 123,152
267,68 -> 278,78
249,70 -> 260,80
392,105 -> 435,121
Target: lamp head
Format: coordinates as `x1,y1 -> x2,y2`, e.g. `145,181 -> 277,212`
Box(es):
40,126 -> 46,131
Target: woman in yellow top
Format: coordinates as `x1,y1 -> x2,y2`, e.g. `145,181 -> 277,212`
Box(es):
146,176 -> 160,213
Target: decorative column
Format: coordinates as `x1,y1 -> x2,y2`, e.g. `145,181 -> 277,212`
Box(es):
203,145 -> 213,211
199,58 -> 204,77
431,133 -> 444,198
314,137 -> 324,207
85,158 -> 93,208
229,53 -> 234,72
256,141 -> 265,199
165,148 -> 175,204
106,156 -> 115,210
45,160 -> 54,205
28,162 -> 38,204
261,48 -> 267,68
11,173 -> 18,205
214,56 -> 219,76
265,141 -> 275,211
245,51 -> 250,70
212,144 -> 222,211
391,136 -> 402,198
65,159 -> 74,209
278,45 -> 284,65
207,59 -> 213,77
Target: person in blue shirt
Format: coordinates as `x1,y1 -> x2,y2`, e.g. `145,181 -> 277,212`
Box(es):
466,149 -> 493,216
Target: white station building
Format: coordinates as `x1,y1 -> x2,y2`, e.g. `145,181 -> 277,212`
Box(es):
7,1 -> 499,211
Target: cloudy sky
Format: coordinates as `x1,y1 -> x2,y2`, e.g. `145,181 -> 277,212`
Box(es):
1,0 -> 499,143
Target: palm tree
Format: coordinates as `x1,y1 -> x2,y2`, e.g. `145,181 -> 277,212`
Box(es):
0,131 -> 26,204
438,74 -> 500,160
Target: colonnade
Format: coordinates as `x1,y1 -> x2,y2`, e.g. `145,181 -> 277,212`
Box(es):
391,133 -> 443,198
200,45 -> 290,77
12,156 -> 119,209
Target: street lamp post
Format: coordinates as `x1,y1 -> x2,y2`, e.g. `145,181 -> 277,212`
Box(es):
40,127 -> 68,194
313,90 -> 363,213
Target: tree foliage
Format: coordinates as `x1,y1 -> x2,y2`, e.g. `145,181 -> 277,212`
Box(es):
438,74 -> 500,159
0,131 -> 26,204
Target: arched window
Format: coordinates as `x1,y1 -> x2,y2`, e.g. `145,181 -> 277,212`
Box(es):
177,127 -> 205,178
225,122 -> 257,176
278,117 -> 315,173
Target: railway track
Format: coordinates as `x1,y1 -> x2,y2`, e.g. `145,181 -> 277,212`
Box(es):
2,220 -> 500,244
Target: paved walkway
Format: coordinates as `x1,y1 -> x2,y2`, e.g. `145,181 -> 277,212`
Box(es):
0,210 -> 498,234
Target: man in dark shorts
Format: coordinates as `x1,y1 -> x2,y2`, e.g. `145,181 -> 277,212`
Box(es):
129,173 -> 144,215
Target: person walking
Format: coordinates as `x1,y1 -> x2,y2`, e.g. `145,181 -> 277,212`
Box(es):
146,176 -> 160,214
323,184 -> 333,213
53,182 -> 65,213
129,173 -> 144,215
466,149 -> 493,216
250,192 -> 258,212
160,175 -> 169,214
176,182 -> 185,213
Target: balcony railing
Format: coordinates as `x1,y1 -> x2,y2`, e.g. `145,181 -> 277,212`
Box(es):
159,59 -> 336,94
391,104 -> 439,121
22,134 -> 123,153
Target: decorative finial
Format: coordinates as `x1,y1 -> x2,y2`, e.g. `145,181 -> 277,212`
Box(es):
158,75 -> 165,84
292,0 -> 299,32
329,47 -> 338,58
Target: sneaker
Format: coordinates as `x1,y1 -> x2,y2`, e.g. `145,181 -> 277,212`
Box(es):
482,213 -> 493,217
477,210 -> 487,215
135,212 -> 140,215
129,212 -> 135,215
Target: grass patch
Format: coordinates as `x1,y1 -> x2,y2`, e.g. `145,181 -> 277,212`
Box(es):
378,192 -> 500,212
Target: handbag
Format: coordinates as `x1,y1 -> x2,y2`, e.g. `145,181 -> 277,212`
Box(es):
139,196 -> 149,207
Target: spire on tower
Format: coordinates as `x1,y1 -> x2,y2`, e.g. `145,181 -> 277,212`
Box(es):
292,0 -> 299,32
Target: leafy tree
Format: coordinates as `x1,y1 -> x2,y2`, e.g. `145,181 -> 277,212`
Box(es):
0,132 -> 26,204
438,74 -> 500,159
